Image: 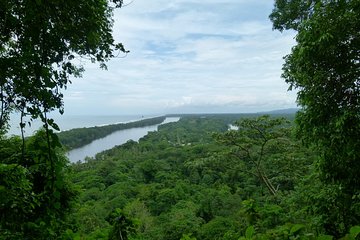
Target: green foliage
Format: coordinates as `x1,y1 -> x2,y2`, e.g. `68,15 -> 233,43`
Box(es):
1,2 -> 125,236
270,0 -> 317,31
0,163 -> 37,239
180,234 -> 197,240
343,226 -> 360,240
0,0 -> 127,131
245,225 -> 255,239
158,200 -> 203,240
106,208 -> 137,240
214,115 -> 292,195
66,115 -> 327,239
0,129 -> 77,239
271,0 -> 360,236
199,216 -> 240,240
17,114 -> 348,239
238,224 -> 360,240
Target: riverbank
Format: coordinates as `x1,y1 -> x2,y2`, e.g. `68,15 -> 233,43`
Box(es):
58,116 -> 167,150
67,117 -> 180,163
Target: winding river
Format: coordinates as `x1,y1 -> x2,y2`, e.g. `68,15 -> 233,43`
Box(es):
67,117 -> 180,163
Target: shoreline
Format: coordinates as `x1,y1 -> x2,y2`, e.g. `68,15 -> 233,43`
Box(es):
57,116 -> 167,150
7,114 -> 161,136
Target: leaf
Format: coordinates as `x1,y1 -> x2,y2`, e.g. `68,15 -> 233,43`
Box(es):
317,235 -> 333,240
290,224 -> 304,234
54,190 -> 61,200
54,202 -> 61,210
245,225 -> 255,239
350,226 -> 360,238
51,122 -> 60,131
47,118 -> 60,131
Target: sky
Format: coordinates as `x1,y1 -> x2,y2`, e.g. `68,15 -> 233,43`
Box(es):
63,0 -> 297,115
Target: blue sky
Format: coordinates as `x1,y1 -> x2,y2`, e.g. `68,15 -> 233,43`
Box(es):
63,0 -> 297,115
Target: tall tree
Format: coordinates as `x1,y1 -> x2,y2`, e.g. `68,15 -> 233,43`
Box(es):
270,0 -> 360,235
0,1 -> 127,238
0,0 -> 127,131
215,115 -> 291,196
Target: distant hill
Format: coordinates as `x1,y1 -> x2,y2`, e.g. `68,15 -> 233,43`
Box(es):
259,108 -> 299,114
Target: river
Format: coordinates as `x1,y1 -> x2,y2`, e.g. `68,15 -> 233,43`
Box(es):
67,117 -> 180,163
8,114 -> 157,136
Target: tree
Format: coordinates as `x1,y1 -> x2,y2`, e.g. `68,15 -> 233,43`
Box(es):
0,1 -> 127,238
106,208 -> 137,240
0,0 -> 127,131
215,115 -> 291,196
0,130 -> 77,239
159,201 -> 203,240
270,0 -> 360,236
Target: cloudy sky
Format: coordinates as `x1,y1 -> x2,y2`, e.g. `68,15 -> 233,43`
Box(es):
63,0 -> 297,115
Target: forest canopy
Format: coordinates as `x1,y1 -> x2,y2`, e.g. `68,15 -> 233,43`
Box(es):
1,0 -> 360,239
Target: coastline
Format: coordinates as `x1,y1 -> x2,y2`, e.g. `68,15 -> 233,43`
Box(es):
7,114 -> 160,136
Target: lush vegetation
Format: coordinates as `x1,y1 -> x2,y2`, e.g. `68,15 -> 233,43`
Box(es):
271,0 -> 360,237
57,116 -> 166,150
1,0 -> 125,238
0,130 -> 77,239
1,114 -> 360,239
1,0 -> 360,239
62,115 -> 357,239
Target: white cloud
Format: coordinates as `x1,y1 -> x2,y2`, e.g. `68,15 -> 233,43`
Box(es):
63,0 -> 297,115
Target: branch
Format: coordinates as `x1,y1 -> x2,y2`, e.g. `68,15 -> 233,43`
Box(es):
43,110 -> 55,192
258,138 -> 269,167
227,133 -> 253,161
20,108 -> 26,162
122,0 -> 135,7
228,152 -> 259,179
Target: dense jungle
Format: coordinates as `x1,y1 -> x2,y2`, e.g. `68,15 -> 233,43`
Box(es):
1,0 -> 360,239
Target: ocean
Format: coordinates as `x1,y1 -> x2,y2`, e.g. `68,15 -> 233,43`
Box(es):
7,114 -> 157,136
